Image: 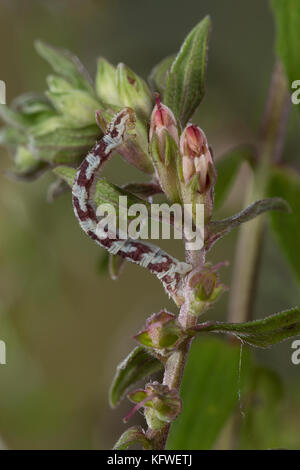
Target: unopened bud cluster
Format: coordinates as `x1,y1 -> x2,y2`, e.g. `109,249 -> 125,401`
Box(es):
149,95 -> 217,221
127,382 -> 182,430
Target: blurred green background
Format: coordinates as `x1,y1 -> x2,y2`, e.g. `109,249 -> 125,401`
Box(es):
0,0 -> 299,449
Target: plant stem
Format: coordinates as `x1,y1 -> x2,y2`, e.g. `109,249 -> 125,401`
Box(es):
228,61 -> 290,324
146,62 -> 290,451
146,247 -> 205,449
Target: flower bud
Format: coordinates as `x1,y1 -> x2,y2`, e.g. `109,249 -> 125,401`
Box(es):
95,57 -> 121,106
126,382 -> 182,429
149,95 -> 179,151
180,124 -> 216,193
188,266 -> 227,316
149,95 -> 181,202
116,63 -> 153,119
134,310 -> 183,351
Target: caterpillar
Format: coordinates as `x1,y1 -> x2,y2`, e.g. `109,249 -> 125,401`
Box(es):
72,107 -> 191,302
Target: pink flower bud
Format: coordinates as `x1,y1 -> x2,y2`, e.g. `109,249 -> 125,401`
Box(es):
149,94 -> 179,150
180,124 -> 216,192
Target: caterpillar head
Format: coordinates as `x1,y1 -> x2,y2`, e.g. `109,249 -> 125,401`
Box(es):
108,107 -> 136,143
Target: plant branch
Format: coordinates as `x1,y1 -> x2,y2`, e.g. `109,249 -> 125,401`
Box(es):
146,247 -> 205,449
228,61 -> 290,324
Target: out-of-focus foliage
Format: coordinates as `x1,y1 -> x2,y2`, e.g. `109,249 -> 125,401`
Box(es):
164,17 -> 211,126
167,338 -> 252,449
271,0 -> 300,89
267,166 -> 300,285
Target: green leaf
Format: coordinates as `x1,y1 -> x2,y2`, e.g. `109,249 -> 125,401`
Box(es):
29,124 -> 101,163
53,165 -> 151,213
192,306 -> 300,348
164,16 -> 211,125
113,425 -> 151,450
240,366 -> 284,449
46,89 -> 100,127
116,63 -> 153,119
6,145 -> 50,181
214,146 -> 254,210
207,197 -> 289,248
148,54 -> 176,97
271,0 -> 300,85
167,338 -> 252,450
0,105 -> 30,129
109,346 -> 163,408
12,92 -> 54,116
95,57 -> 120,106
267,166 -> 300,284
35,40 -> 94,94
0,126 -> 28,147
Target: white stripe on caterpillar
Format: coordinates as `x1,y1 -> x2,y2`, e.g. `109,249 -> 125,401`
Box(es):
72,107 -> 191,304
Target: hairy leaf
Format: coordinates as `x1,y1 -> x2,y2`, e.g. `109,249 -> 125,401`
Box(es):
35,40 -> 94,94
148,54 -> 176,97
113,425 -> 151,450
207,197 -> 289,248
267,166 -> 300,284
109,346 -> 163,408
192,307 -> 300,348
164,16 -> 211,125
29,124 -> 101,163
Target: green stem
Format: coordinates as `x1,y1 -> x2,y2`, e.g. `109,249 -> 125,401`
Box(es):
228,61 -> 290,324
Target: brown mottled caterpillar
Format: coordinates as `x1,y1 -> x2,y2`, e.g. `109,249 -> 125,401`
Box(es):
72,107 -> 191,303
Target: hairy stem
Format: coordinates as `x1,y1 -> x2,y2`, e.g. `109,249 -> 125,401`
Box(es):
146,248 -> 205,449
228,61 -> 290,324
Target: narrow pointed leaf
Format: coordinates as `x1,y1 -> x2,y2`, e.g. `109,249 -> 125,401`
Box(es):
267,166 -> 300,284
35,40 -> 94,94
164,16 -> 211,125
271,0 -> 300,87
109,346 -> 163,408
207,197 -> 289,248
192,307 -> 300,348
148,54 -> 176,97
113,425 -> 151,450
30,124 -> 101,163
